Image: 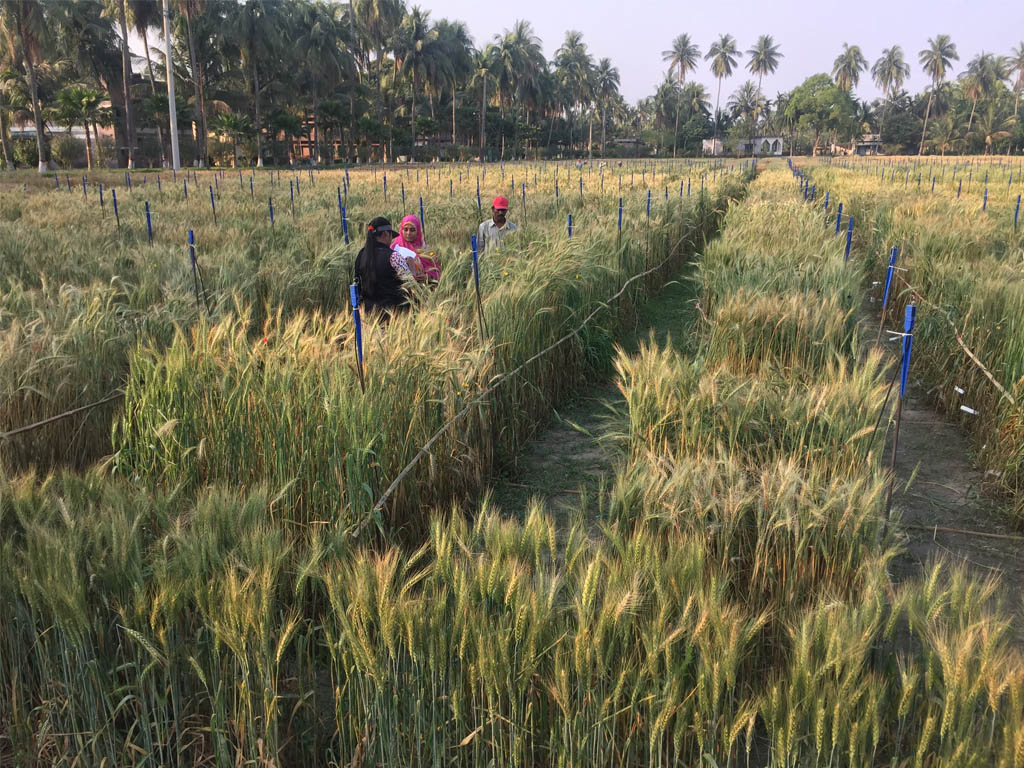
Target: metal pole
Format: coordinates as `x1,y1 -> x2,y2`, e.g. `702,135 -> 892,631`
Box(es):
163,0 -> 180,170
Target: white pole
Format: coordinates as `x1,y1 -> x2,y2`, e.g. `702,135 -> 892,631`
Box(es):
163,0 -> 180,170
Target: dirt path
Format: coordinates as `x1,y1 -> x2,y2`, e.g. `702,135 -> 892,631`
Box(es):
486,270 -> 699,521
860,305 -> 1024,642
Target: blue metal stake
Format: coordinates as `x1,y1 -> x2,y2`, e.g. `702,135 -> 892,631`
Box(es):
209,185 -> 216,223
844,215 -> 854,261
269,197 -> 274,227
835,202 -> 843,235
145,201 -> 152,242
568,213 -> 573,238
349,284 -> 365,391
983,188 -> 988,211
419,197 -> 425,236
112,188 -> 120,229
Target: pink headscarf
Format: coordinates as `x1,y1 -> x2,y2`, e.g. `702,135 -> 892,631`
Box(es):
393,214 -> 441,281
393,215 -> 425,251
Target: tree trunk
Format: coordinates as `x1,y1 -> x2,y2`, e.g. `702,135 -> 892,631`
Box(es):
117,0 -> 136,168
232,134 -> 237,167
601,107 -> 607,157
252,58 -> 263,167
313,89 -> 320,163
966,97 -> 977,135
18,17 -> 47,172
140,26 -> 167,166
716,79 -> 724,147
184,8 -> 207,166
587,110 -> 593,161
672,105 -> 679,158
478,77 -> 486,162
451,89 -> 456,147
918,88 -> 934,156
83,120 -> 93,170
0,109 -> 15,169
411,69 -> 417,154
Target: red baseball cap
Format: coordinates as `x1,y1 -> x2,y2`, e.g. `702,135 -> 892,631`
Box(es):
492,195 -> 509,210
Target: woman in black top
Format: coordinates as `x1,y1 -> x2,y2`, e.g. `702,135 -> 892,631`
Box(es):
353,217 -> 409,314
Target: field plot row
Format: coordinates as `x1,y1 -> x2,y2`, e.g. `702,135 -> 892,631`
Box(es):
804,156 -> 1024,524
2,165 -> 1021,767
1,161 -> 740,494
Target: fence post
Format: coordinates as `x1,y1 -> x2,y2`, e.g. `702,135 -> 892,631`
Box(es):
349,283 -> 365,392
886,304 -> 917,517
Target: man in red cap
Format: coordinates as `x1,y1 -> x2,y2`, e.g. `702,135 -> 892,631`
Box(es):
477,194 -> 518,255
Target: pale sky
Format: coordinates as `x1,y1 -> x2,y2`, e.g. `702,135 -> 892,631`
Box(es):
133,0 -> 1024,106
426,0 -> 1024,104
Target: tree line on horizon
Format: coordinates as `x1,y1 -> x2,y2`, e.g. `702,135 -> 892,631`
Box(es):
0,0 -> 1022,171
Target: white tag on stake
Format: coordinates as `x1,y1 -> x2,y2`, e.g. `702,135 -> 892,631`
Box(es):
960,405 -> 978,415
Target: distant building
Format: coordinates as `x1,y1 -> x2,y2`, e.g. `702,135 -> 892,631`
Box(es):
702,138 -> 724,156
738,136 -> 784,156
855,133 -> 883,155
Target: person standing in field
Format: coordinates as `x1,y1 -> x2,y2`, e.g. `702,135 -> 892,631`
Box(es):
477,195 -> 518,255
354,216 -> 414,314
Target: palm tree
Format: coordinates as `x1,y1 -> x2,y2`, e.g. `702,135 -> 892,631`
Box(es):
554,30 -> 595,156
0,0 -> 50,171
470,46 -> 494,161
972,102 -> 1014,154
961,52 -> 1008,134
55,84 -> 106,169
491,20 -> 544,159
705,33 -> 739,148
871,46 -> 910,140
0,70 -> 25,169
928,112 -> 961,156
746,34 -> 782,107
594,57 -> 619,156
175,0 -> 209,165
227,0 -> 282,167
396,6 -> 435,154
431,19 -> 472,147
1010,42 -> 1024,125
102,0 -> 137,168
832,43 -> 867,91
662,34 -> 700,84
918,34 -> 959,155
354,0 -> 403,148
296,1 -> 351,164
212,112 -> 252,166
128,0 -> 165,163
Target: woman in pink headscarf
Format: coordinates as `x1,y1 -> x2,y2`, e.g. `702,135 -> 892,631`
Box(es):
392,214 -> 441,282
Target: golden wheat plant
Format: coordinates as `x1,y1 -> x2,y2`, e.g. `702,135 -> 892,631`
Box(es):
803,158 -> 1024,525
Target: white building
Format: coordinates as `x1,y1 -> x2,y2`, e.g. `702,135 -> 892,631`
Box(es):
739,136 -> 784,156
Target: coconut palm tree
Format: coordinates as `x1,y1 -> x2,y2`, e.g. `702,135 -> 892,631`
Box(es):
871,46 -> 909,140
554,30 -> 595,156
928,112 -> 960,156
832,43 -> 867,92
1010,42 -> 1024,124
0,0 -> 51,171
102,0 -> 137,168
746,34 -> 782,107
354,0 -> 403,138
212,112 -> 252,167
226,0 -> 283,167
961,52 -> 1008,134
0,70 -> 25,169
432,19 -> 473,147
662,34 -> 700,84
127,1 -> 166,163
396,6 -> 435,154
470,45 -> 494,161
174,0 -> 209,165
55,84 -> 106,169
705,34 -> 738,148
971,102 -> 1014,153
296,1 -> 352,164
918,34 -> 959,155
594,57 -> 619,156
